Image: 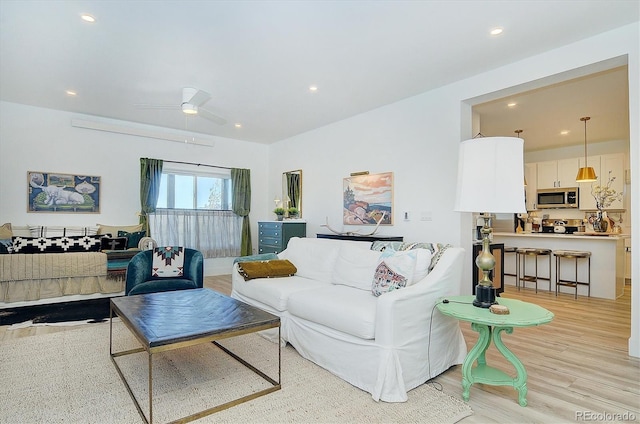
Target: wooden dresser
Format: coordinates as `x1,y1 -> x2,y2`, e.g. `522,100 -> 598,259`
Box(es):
258,221 -> 307,254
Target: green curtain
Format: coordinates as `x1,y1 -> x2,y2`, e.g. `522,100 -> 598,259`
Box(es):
139,158 -> 163,237
287,172 -> 301,209
231,168 -> 252,256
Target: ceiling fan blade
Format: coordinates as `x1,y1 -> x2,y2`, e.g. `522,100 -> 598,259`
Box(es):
198,108 -> 227,125
187,89 -> 211,107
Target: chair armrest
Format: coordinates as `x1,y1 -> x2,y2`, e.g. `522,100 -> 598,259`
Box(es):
184,249 -> 204,288
125,251 -> 152,295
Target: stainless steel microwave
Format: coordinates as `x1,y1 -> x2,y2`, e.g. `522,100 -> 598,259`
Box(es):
536,187 -> 579,209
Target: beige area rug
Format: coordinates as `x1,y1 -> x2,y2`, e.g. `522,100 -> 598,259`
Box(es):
0,322 -> 473,424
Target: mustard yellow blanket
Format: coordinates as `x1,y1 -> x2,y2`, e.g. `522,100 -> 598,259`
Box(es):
237,259 -> 297,281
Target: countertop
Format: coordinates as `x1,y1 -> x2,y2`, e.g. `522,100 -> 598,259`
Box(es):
493,232 -> 630,240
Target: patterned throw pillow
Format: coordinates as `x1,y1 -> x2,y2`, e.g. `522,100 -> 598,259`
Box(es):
371,241 -> 451,272
11,235 -> 103,253
372,262 -> 408,297
371,250 -> 417,296
152,246 -> 185,278
0,239 -> 12,254
100,237 -> 128,251
118,230 -> 146,249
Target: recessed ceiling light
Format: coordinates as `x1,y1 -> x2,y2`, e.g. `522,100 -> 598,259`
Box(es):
490,27 -> 503,36
65,90 -> 77,96
309,85 -> 318,92
560,130 -> 570,135
507,102 -> 517,108
81,14 -> 96,23
234,123 -> 242,129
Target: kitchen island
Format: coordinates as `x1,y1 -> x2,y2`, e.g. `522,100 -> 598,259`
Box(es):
493,232 -> 628,300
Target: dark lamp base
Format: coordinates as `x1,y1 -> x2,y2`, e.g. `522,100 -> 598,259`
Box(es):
473,284 -> 497,308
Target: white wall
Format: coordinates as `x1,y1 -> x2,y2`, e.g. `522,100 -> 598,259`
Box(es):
269,23 -> 639,357
1,23 -> 637,357
0,101 -> 271,275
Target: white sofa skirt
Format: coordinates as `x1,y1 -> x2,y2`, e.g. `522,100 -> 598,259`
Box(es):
285,310 -> 466,402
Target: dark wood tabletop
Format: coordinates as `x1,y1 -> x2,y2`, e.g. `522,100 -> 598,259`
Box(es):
110,288 -> 280,348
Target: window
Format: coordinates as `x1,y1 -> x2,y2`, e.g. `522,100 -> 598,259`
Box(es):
157,171 -> 232,210
149,165 -> 241,258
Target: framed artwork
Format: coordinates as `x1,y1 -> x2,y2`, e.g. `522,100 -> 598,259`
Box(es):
28,171 -> 101,213
343,172 -> 393,225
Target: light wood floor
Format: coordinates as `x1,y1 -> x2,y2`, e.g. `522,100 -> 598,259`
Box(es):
2,276 -> 638,423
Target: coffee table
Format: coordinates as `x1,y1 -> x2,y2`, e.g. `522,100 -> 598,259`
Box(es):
109,288 -> 281,424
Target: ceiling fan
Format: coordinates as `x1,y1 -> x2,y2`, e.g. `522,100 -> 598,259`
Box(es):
135,87 -> 227,125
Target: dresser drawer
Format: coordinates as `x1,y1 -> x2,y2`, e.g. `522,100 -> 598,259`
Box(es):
259,222 -> 283,232
258,245 -> 282,254
259,236 -> 281,247
259,227 -> 281,238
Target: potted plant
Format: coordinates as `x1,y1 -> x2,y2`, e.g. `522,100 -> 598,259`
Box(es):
287,207 -> 299,218
273,207 -> 285,221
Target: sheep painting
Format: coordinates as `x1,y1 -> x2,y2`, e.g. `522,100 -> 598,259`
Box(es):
28,172 -> 100,213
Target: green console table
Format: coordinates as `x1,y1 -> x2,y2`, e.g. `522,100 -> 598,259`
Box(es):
436,296 -> 553,406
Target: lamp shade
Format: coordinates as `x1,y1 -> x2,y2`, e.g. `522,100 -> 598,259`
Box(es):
576,166 -> 597,182
454,137 -> 526,214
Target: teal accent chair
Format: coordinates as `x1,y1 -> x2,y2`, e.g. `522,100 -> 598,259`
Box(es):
125,248 -> 204,296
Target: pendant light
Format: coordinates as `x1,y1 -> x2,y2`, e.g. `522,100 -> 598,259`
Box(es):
576,116 -> 597,182
515,129 -> 527,186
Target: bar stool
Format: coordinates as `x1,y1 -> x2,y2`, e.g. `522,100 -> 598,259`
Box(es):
504,246 -> 517,282
516,248 -> 552,293
553,250 -> 591,299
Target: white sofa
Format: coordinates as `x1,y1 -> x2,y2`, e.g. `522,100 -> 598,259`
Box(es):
231,237 -> 467,402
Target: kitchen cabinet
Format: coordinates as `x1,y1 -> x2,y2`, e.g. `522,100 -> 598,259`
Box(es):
536,158 -> 579,189
258,221 -> 306,254
524,163 -> 537,211
578,153 -> 625,210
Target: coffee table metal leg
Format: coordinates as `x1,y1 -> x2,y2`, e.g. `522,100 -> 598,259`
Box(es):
148,352 -> 153,424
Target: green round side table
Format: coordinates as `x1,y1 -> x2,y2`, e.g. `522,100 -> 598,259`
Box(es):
436,296 -> 554,407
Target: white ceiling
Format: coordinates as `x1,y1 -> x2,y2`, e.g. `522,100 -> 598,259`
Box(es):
0,1 -> 637,145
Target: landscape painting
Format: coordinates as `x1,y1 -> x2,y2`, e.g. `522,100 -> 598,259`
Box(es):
28,171 -> 101,213
343,172 -> 393,225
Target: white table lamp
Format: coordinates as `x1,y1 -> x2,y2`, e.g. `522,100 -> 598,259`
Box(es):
454,136 -> 526,307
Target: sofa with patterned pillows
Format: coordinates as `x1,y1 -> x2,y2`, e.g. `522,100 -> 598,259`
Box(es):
0,222 -> 145,305
231,236 -> 467,403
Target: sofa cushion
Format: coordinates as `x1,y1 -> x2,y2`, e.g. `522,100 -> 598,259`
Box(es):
128,278 -> 198,296
288,285 -> 377,339
371,241 -> 441,274
97,223 -> 144,236
0,239 -> 12,254
152,246 -> 185,278
117,230 -> 146,249
279,237 -> 342,281
234,274 -> 327,312
28,225 -> 99,237
11,235 -> 103,253
331,246 -> 381,291
0,223 -> 12,239
100,237 -> 128,251
233,252 -> 278,264
370,250 -> 419,296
